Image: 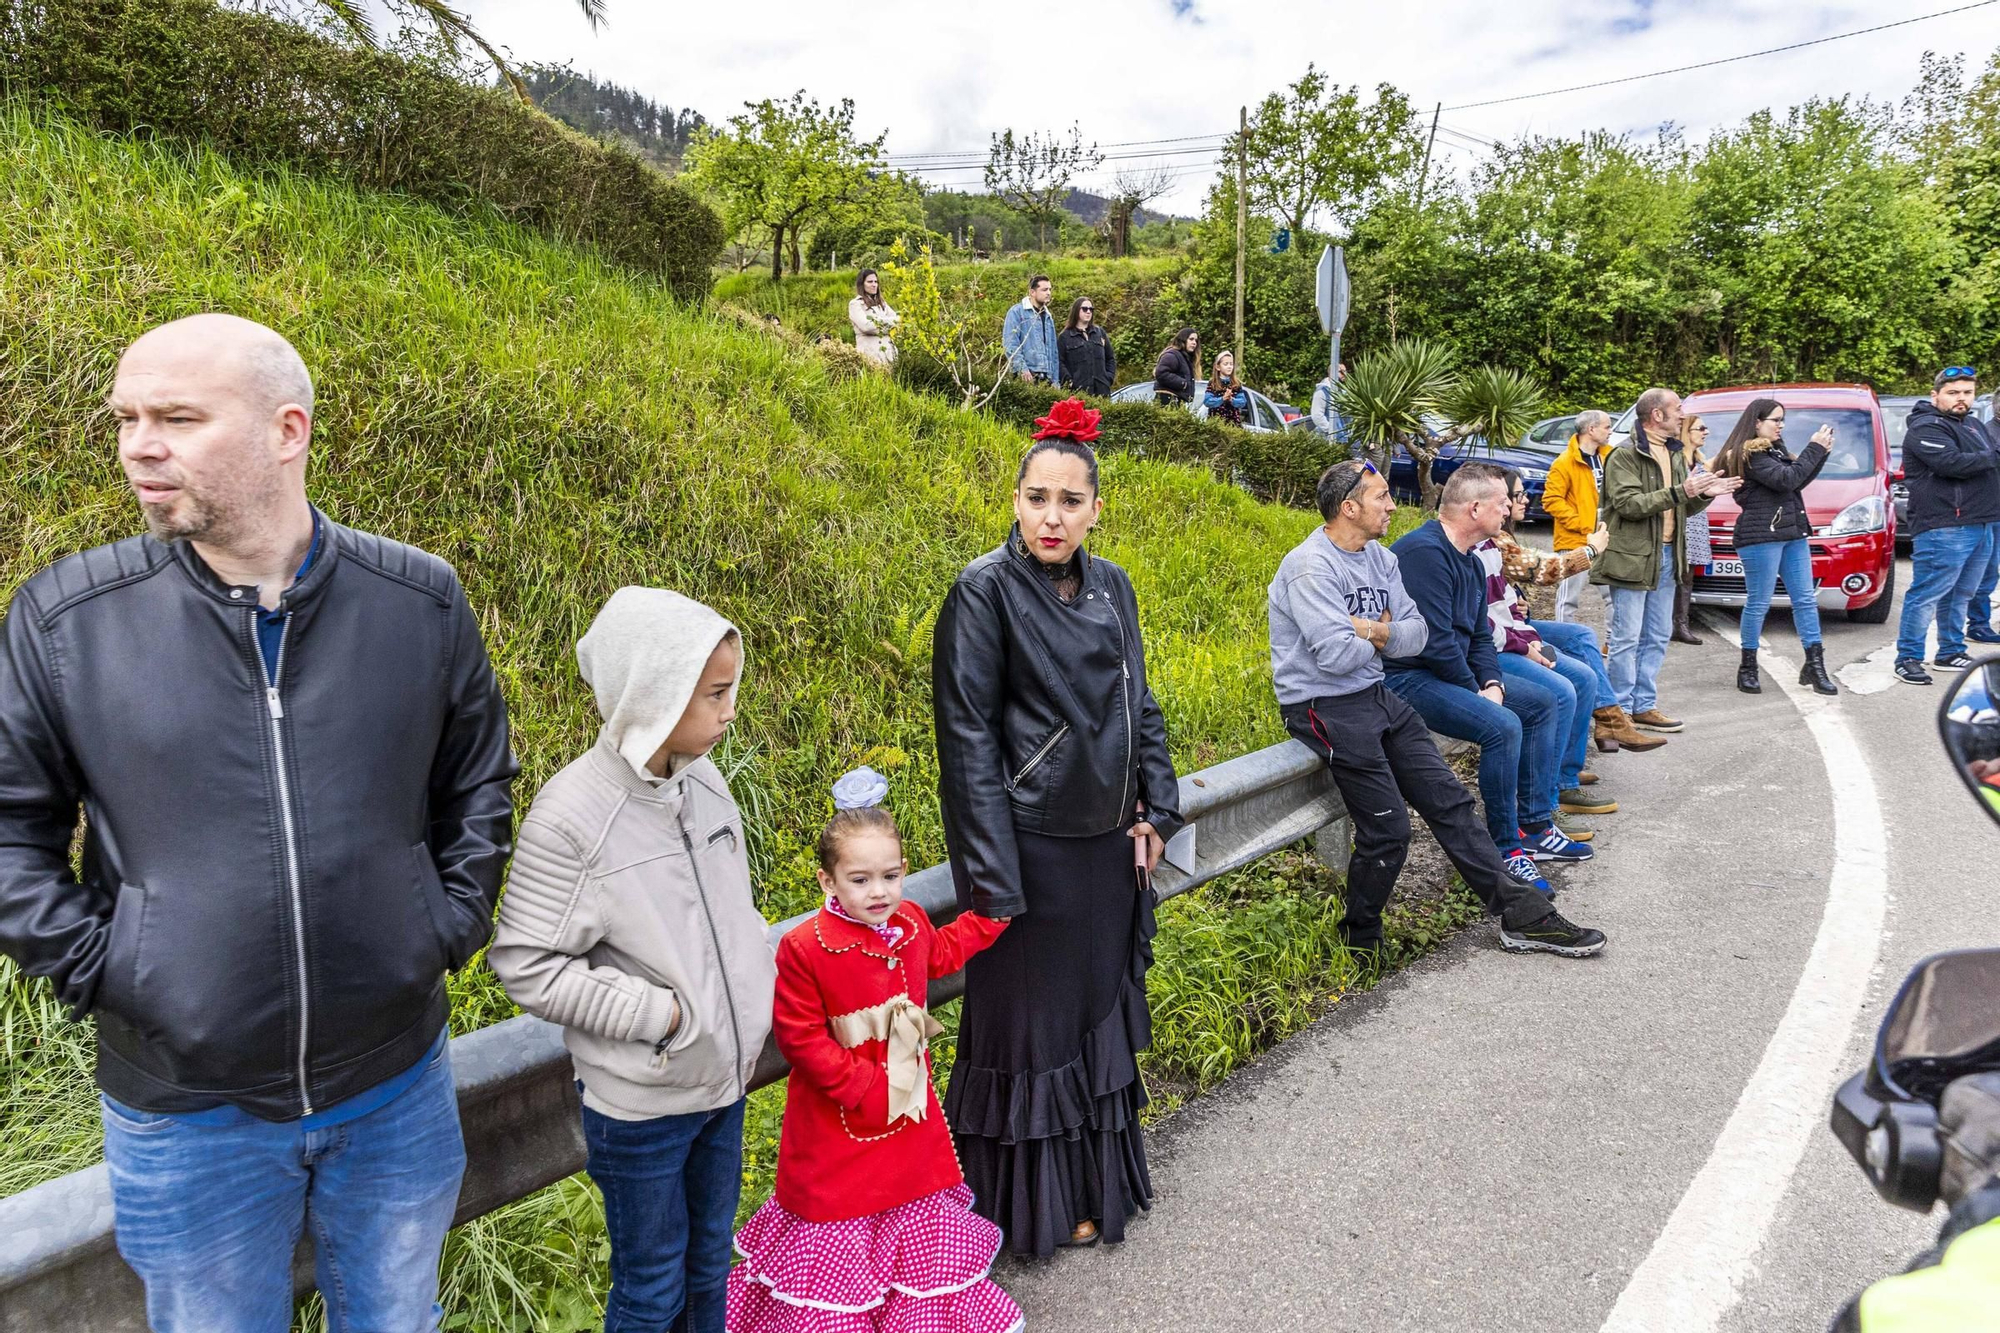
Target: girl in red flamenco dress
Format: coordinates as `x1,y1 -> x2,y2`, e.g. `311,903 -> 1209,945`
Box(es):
727,767 -> 1023,1333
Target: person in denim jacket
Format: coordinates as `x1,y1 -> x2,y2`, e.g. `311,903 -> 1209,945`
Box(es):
1001,274 -> 1059,382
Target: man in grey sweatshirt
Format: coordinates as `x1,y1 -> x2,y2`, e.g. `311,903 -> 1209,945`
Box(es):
1268,460 -> 1606,958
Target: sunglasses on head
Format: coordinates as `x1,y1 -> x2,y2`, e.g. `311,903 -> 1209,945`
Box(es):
1943,365 -> 1977,380
1330,460 -> 1381,508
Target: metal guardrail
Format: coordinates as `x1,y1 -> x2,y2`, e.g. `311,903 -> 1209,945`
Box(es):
0,737 -> 1365,1331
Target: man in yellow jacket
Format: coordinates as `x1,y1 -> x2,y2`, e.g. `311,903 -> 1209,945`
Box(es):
1544,409 -> 1612,622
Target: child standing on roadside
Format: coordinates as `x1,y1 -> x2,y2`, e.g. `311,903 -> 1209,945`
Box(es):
490,587 -> 777,1333
727,768 -> 1022,1333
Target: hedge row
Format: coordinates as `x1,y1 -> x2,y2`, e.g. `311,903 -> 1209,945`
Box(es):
0,0 -> 724,301
893,355 -> 1348,509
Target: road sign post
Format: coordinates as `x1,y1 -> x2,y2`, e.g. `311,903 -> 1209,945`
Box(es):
1315,244 -> 1350,383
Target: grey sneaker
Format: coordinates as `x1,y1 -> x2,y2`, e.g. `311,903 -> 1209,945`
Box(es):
1501,911 -> 1607,958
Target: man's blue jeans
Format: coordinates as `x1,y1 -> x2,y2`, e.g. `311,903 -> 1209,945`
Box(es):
1530,620 -> 1616,710
1510,624 -> 1606,792
1607,543 -> 1676,713
1740,537 -> 1823,648
584,1096 -> 745,1333
1967,519 -> 2000,633
1388,667 -> 1561,849
1897,525 -> 1996,662
101,1035 -> 464,1333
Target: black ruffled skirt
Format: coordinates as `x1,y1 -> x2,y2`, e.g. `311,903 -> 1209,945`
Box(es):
944,824 -> 1156,1259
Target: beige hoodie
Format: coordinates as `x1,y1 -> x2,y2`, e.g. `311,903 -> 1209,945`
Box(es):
489,588 -> 778,1120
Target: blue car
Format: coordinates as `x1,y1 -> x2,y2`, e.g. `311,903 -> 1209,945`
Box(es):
1383,418 -> 1561,521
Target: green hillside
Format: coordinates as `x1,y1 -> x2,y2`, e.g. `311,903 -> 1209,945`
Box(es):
0,105 -> 1446,1329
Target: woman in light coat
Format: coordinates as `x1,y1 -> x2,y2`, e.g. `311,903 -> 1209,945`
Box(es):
848,268 -> 899,365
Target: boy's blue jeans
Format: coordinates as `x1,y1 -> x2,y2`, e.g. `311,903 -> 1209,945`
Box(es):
1388,666 -> 1561,849
584,1096 -> 746,1333
100,1035 -> 463,1333
1898,525 -> 1995,662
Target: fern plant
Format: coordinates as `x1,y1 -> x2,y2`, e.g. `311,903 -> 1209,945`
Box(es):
1332,341 -> 1545,510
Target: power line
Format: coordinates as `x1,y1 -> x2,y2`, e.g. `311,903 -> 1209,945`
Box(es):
1441,0 -> 2000,111
882,2 -> 1996,176
884,132 -> 1230,164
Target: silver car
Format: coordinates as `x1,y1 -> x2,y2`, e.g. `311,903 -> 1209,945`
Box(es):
1109,380 -> 1299,434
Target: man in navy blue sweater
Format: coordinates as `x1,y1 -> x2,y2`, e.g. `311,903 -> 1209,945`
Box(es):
1386,464 -> 1592,873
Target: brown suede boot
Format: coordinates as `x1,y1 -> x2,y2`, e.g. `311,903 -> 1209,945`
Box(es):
1594,705 -> 1666,752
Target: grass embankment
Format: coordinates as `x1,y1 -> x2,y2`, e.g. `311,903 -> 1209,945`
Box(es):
0,106 -> 1467,1331
716,255 -> 1187,389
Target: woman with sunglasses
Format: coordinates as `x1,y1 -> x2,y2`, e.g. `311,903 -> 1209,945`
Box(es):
1673,415 -> 1714,645
1057,296 -> 1116,396
1713,397 -> 1838,696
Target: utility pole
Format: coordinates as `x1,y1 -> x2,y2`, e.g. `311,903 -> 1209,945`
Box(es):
1234,105 -> 1247,371
1415,101 -> 1441,209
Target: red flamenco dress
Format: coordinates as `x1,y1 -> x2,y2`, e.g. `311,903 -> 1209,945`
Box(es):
727,901 -> 1022,1333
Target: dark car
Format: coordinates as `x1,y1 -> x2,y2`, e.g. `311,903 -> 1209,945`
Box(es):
1384,416 -> 1562,521
1881,394 -> 1921,548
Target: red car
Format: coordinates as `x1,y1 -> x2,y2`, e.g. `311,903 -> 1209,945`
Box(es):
1680,384 -> 1898,624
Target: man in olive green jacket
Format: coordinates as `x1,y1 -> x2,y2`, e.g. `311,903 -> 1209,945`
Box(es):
1589,388 -> 1739,732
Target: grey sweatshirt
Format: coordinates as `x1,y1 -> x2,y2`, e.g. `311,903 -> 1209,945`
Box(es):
1268,529 -> 1429,706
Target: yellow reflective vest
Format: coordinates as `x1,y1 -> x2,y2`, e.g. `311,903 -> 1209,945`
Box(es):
1857,1216 -> 2000,1330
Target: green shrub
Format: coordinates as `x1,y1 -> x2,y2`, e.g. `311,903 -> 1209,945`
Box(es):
0,0 -> 724,300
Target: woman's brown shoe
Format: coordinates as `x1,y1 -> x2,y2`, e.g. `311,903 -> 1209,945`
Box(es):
1593,705 -> 1666,752
1063,1220 -> 1101,1248
1579,770 -> 1599,785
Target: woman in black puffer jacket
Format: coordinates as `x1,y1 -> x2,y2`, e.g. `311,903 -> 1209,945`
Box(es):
1714,397 -> 1836,695
1151,327 -> 1199,406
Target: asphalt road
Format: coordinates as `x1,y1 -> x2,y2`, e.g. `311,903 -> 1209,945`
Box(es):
1001,555 -> 1997,1332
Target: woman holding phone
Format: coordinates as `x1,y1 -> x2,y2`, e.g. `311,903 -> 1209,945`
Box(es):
1713,398 -> 1838,696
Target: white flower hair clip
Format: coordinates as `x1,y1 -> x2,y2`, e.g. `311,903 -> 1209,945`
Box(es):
831,766 -> 890,810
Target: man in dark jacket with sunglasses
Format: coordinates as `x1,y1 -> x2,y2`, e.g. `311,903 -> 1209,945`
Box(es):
1895,366 -> 2000,685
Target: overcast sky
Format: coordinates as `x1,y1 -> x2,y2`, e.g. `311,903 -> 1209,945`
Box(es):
465,0 -> 2000,213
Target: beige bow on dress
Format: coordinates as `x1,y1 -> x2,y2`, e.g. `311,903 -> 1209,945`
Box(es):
828,994 -> 944,1124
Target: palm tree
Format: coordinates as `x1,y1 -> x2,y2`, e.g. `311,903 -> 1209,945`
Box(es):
311,0 -> 607,100
1331,341 -> 1545,510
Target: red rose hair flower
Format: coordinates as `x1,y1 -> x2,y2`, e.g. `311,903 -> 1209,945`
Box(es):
1031,397 -> 1102,442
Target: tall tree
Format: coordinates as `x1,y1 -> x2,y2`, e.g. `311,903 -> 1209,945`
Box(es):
1243,67 -> 1421,234
684,92 -> 891,280
983,125 -> 1102,250
1105,164 -> 1175,258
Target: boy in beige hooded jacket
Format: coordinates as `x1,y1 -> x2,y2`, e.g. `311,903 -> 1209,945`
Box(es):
491,587 -> 776,1333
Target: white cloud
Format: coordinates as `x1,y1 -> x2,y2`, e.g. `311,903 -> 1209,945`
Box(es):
463,0 -> 2000,213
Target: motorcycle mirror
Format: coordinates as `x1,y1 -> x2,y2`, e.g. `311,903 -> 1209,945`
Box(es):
1831,948 -> 2000,1211
1941,658 -> 2000,825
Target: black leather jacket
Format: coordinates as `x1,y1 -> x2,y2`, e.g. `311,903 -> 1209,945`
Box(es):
931,532 -> 1184,917
0,519 -> 517,1118
1732,440 -> 1829,547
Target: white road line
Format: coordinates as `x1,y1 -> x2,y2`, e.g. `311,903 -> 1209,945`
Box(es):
1598,649 -> 1890,1333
